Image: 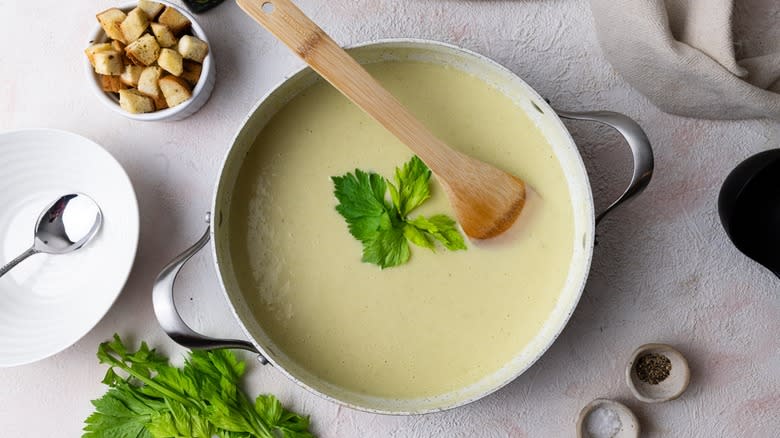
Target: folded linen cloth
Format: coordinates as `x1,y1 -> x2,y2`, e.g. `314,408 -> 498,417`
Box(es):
588,0 -> 780,120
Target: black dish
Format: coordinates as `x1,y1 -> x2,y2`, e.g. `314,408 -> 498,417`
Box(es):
184,0 -> 224,13
718,149 -> 780,278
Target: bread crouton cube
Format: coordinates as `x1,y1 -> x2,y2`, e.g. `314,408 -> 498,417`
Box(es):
93,51 -> 123,75
120,8 -> 149,43
158,6 -> 191,36
137,66 -> 163,98
138,0 -> 165,19
100,75 -> 126,93
178,35 -> 208,63
125,34 -> 160,66
153,94 -> 169,111
159,76 -> 192,108
120,65 -> 145,87
180,60 -> 202,86
110,40 -> 130,63
119,89 -> 154,114
96,8 -> 127,43
150,22 -> 177,48
158,48 -> 184,76
84,43 -> 113,67
111,39 -> 125,52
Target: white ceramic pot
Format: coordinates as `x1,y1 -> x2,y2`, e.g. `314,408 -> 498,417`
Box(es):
153,39 -> 653,414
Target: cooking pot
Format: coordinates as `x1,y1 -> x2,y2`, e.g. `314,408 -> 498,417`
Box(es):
153,39 -> 653,414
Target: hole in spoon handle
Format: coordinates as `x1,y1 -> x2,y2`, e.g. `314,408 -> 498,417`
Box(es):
261,1 -> 274,13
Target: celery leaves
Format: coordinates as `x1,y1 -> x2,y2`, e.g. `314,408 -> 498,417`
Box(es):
332,156 -> 467,269
83,334 -> 313,438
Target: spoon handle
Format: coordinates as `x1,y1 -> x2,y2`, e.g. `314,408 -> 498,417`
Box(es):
0,247 -> 38,278
237,0 -> 459,174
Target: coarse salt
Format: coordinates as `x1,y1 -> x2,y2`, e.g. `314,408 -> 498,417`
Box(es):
585,406 -> 622,438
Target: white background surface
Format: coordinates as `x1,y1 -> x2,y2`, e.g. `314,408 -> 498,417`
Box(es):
1,0 -> 779,436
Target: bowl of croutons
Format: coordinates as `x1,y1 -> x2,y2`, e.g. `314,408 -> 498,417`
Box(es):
85,1 -> 214,121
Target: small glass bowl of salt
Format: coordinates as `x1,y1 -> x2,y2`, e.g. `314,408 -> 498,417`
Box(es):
576,399 -> 639,438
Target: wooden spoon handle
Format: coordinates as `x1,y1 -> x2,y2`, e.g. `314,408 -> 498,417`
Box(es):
237,0 -> 458,173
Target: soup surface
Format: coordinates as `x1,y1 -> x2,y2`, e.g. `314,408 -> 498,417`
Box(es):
230,60 -> 574,399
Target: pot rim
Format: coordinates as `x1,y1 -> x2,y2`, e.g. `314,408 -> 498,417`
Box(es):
210,37 -> 595,415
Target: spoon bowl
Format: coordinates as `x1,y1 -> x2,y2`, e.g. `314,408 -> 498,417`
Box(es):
718,149 -> 780,278
0,194 -> 102,278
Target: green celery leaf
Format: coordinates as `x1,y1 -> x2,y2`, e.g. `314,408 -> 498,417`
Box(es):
276,411 -> 313,438
153,366 -> 200,400
409,215 -> 468,251
83,383 -> 160,438
403,223 -> 434,250
206,349 -> 246,382
254,395 -> 283,427
332,169 -> 392,243
217,431 -> 253,438
387,181 -> 401,213
146,411 -> 179,437
101,367 -> 123,386
362,226 -> 410,268
390,156 -> 431,217
255,395 -> 313,438
83,412 -> 151,438
169,399 -> 194,436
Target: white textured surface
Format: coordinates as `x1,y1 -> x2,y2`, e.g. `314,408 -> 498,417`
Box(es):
1,0 -> 779,437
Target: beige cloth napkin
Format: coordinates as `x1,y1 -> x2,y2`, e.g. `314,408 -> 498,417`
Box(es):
588,0 -> 780,120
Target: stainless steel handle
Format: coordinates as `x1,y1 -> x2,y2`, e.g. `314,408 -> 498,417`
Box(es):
0,247 -> 38,278
152,221 -> 268,364
555,110 -> 654,224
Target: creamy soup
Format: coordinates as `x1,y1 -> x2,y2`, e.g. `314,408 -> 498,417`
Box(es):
229,61 -> 574,399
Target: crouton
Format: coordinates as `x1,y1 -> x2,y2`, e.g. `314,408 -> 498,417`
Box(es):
153,94 -> 169,111
158,48 -> 184,76
84,43 -> 113,67
120,65 -> 144,87
93,51 -> 123,75
120,8 -> 149,43
110,40 -> 130,63
138,0 -> 164,19
100,75 -> 126,93
150,22 -> 177,48
96,8 -> 127,43
159,76 -> 192,108
180,60 -> 202,86
158,6 -> 191,36
137,66 -> 163,98
111,39 -> 125,52
125,34 -> 160,66
178,35 -> 208,63
119,89 -> 154,114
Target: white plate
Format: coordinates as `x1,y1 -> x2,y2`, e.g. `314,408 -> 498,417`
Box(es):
0,129 -> 139,367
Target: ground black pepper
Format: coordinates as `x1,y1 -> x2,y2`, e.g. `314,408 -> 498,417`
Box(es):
635,353 -> 672,384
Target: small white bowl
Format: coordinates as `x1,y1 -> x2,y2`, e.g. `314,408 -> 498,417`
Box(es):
626,343 -> 690,403
85,0 -> 215,121
577,399 -> 640,438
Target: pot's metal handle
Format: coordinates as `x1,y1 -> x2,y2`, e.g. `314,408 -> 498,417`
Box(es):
555,110 -> 654,224
152,219 -> 268,364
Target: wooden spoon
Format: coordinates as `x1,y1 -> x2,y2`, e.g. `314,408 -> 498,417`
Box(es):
237,0 -> 527,239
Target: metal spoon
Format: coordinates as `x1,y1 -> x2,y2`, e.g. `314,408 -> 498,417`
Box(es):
718,149 -> 780,279
0,194 -> 103,278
